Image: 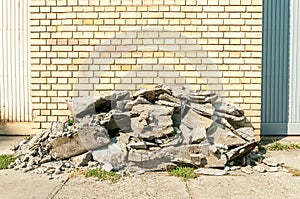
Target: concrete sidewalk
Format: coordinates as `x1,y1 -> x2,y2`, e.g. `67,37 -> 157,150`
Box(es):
0,136 -> 24,154
0,136 -> 300,199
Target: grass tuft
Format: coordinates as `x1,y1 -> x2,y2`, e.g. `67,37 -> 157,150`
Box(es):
85,169 -> 121,183
265,142 -> 300,151
284,166 -> 300,176
0,154 -> 17,170
168,166 -> 197,181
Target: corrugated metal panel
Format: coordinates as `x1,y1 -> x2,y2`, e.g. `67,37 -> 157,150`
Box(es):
0,0 -> 31,122
261,0 -> 290,135
288,0 -> 300,134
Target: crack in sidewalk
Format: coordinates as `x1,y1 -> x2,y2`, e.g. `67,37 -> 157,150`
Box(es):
46,176 -> 70,199
185,181 -> 194,199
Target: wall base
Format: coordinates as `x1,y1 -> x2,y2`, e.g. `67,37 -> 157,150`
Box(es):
0,122 -> 38,135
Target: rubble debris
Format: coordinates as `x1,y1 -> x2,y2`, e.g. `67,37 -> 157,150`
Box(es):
241,165 -> 254,174
68,91 -> 130,118
263,157 -> 279,167
9,84 -> 281,178
70,152 -> 92,167
254,163 -> 268,173
194,168 -> 228,176
48,134 -> 88,160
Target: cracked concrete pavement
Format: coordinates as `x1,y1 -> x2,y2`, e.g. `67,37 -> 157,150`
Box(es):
1,136 -> 300,199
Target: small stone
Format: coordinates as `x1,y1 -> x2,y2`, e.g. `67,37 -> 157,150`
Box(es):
157,162 -> 177,171
23,166 -> 34,173
21,162 -> 27,168
236,127 -> 257,142
88,161 -> 99,168
40,155 -> 52,164
63,162 -> 72,168
136,170 -> 146,175
128,142 -> 147,150
263,157 -> 279,167
102,163 -> 113,172
54,169 -> 62,175
268,166 -> 280,172
156,100 -> 180,107
8,163 -> 15,169
48,175 -> 54,180
229,166 -> 241,171
194,168 -> 228,176
241,166 -> 253,174
124,96 -> 151,110
70,152 -> 92,167
214,102 -> 244,117
282,167 -> 289,173
254,164 -> 268,173
190,126 -> 206,144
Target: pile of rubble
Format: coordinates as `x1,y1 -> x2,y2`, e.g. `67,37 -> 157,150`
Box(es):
9,85 -> 283,178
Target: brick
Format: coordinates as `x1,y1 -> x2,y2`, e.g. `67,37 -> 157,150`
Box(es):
120,12 -> 141,18
115,59 -> 136,65
202,19 -> 223,25
56,25 -> 76,32
52,84 -> 72,90
164,12 -> 185,18
73,46 -> 94,51
77,13 -> 98,19
203,6 -> 225,12
225,6 -> 246,12
202,32 -> 223,38
51,110 -> 71,116
52,46 -> 72,51
137,58 -> 158,64
158,58 -> 179,64
32,1 -> 46,6
247,6 -> 262,13
135,71 -> 157,77
77,26 -> 98,32
51,59 -> 72,65
224,19 -> 245,25
51,7 -> 72,12
224,32 -> 245,38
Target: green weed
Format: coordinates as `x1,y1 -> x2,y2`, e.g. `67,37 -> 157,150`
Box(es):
0,154 -> 17,170
265,142 -> 300,151
85,169 -> 121,183
168,166 -> 197,181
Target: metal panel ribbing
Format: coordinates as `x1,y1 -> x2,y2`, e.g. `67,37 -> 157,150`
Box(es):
261,0 -> 290,135
0,0 -> 31,122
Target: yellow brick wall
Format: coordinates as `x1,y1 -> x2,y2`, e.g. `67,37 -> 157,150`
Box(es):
30,0 -> 262,134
